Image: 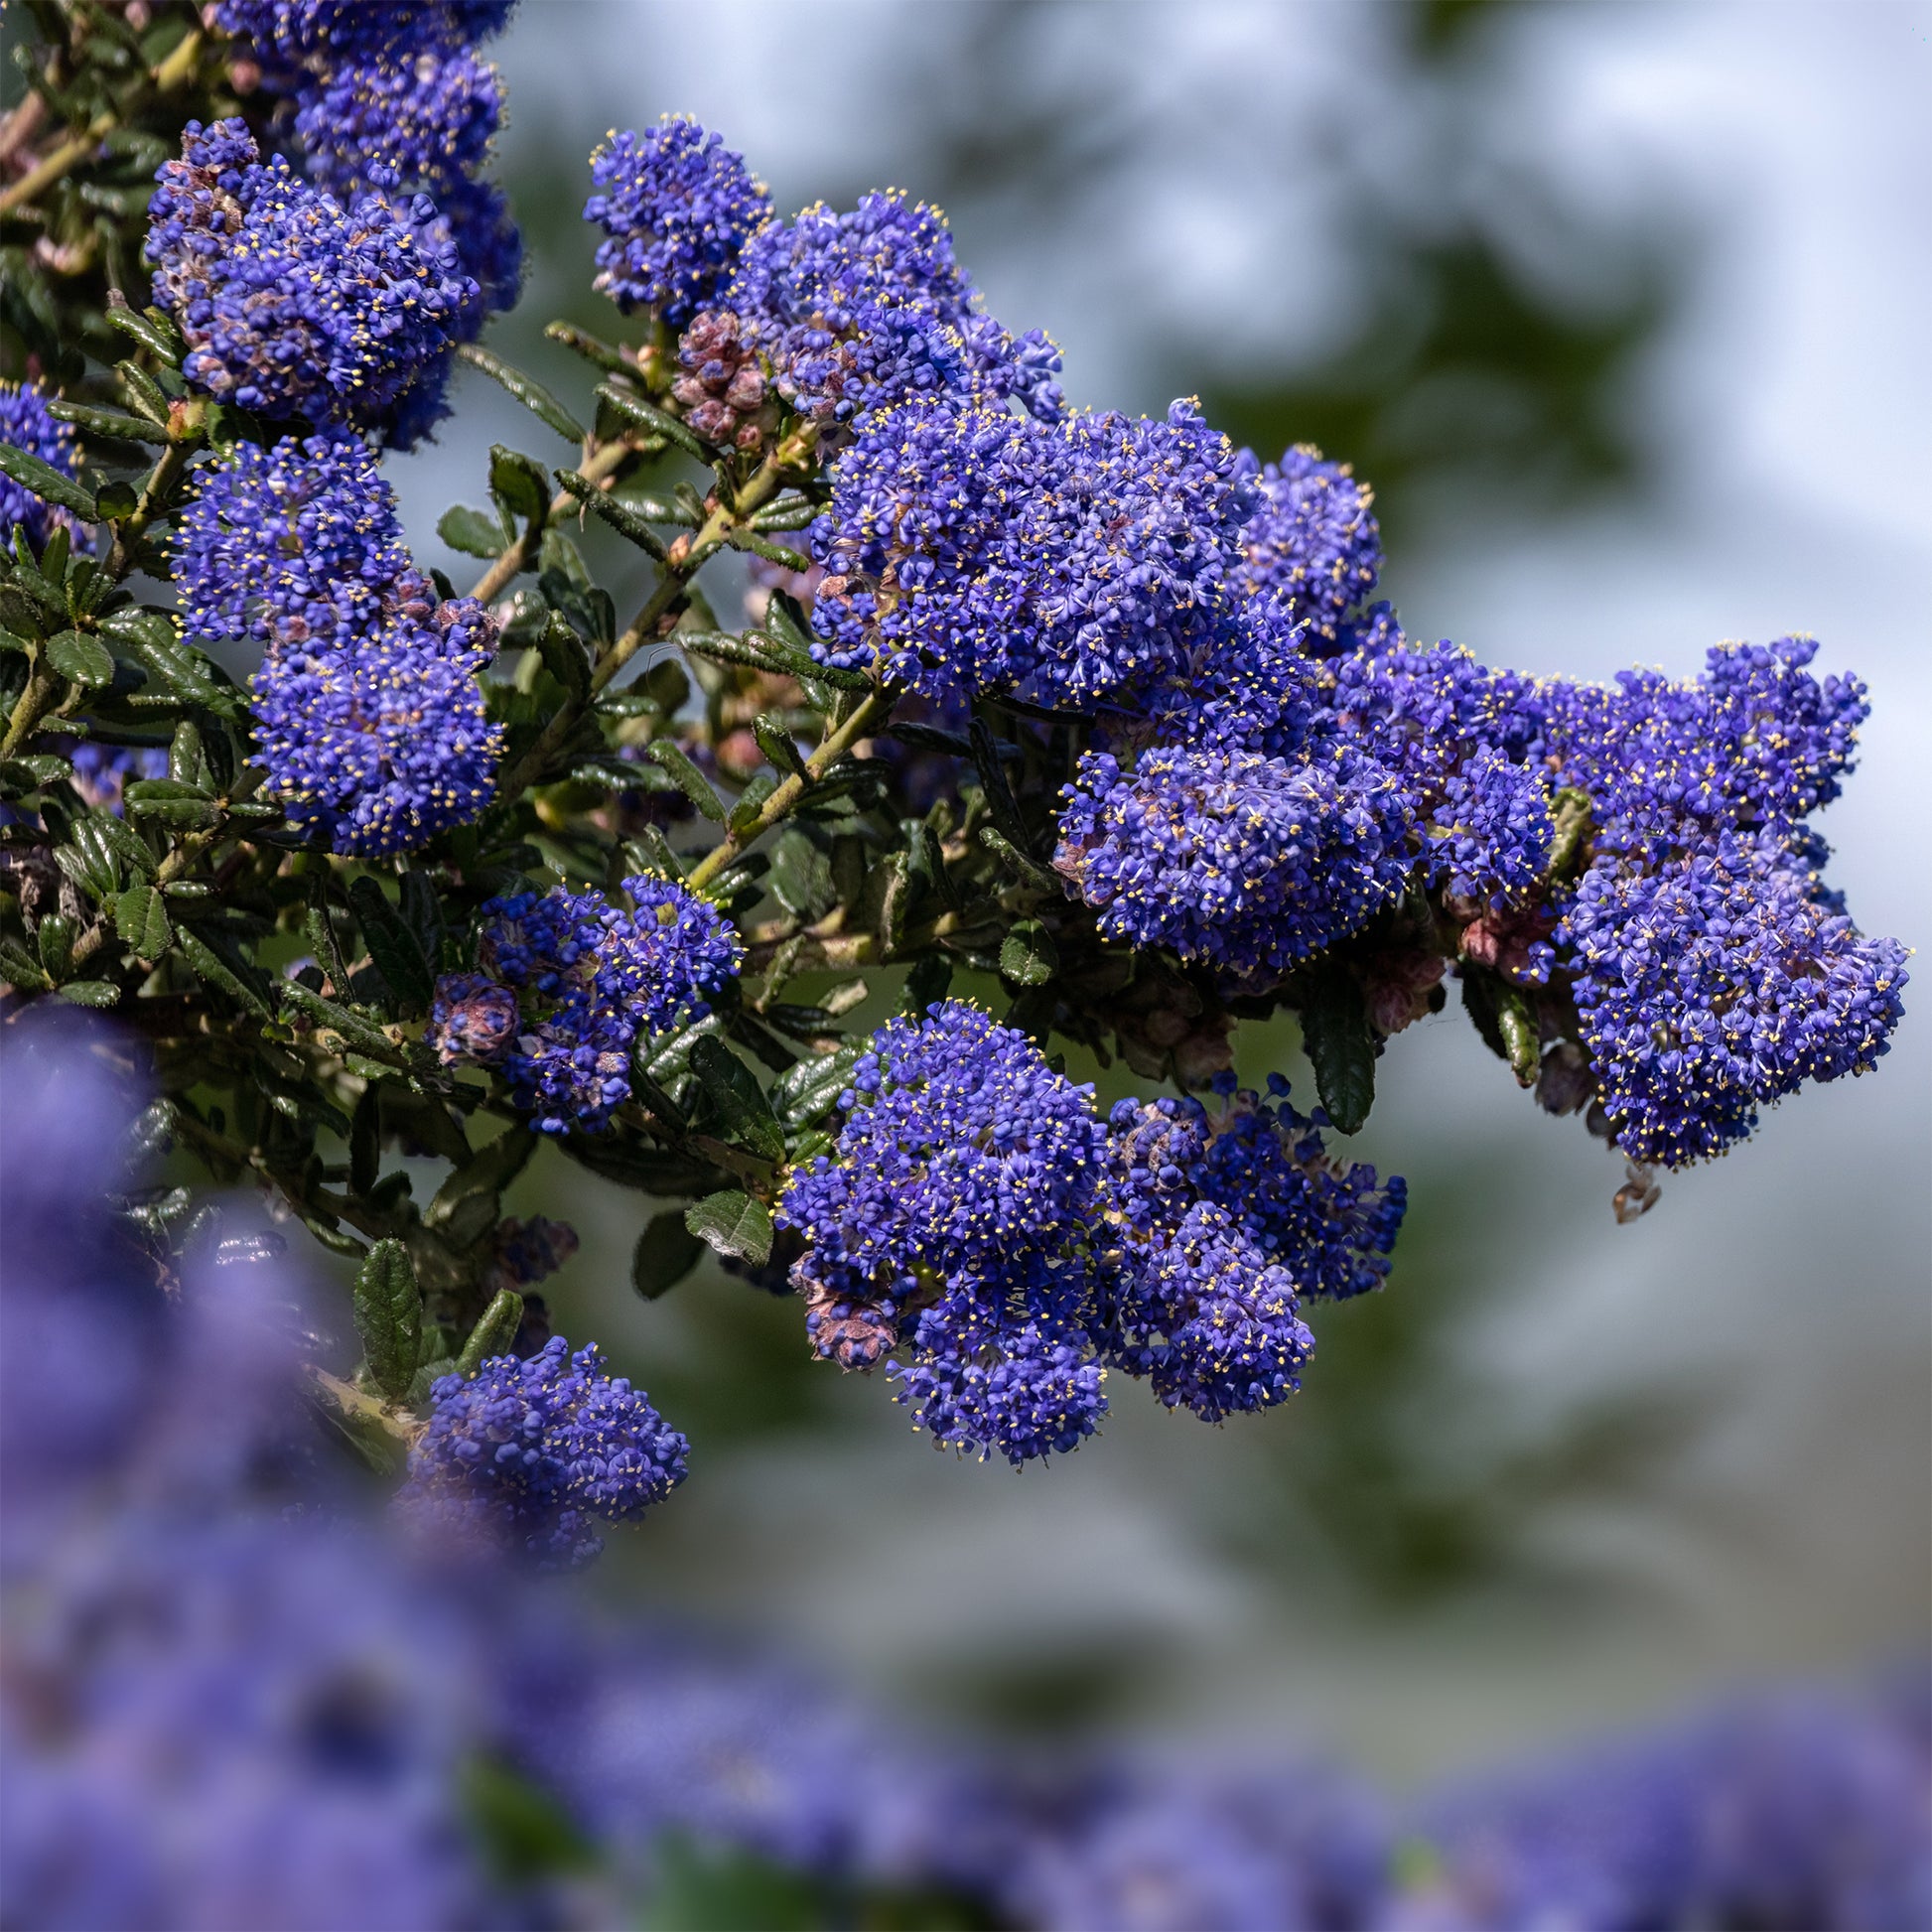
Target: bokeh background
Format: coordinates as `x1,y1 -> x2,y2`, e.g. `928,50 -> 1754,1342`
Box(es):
387,0 -> 1930,1785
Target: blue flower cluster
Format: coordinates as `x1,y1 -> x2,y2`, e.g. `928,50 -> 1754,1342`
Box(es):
1518,637 -> 1906,1165
1055,740 -> 1414,986
781,1007 -> 1403,1452
401,1335 -> 689,1567
0,377 -> 81,552
175,435 -> 502,854
585,117 -> 773,329
1232,443 -> 1383,649
778,1000 -> 1112,1465
215,0 -> 522,374
807,398 -> 1253,708
146,120 -> 475,445
431,875 -> 740,1133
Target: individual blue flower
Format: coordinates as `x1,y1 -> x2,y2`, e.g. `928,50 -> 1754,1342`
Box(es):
1562,830 -> 1908,1167
0,377 -> 82,552
1233,444 -> 1382,648
450,876 -> 740,1133
399,1335 -> 688,1568
146,120 -> 476,446
1054,740 -> 1414,986
809,397 -> 1252,709
176,436 -> 502,855
586,118 -> 772,329
778,1000 -> 1112,1465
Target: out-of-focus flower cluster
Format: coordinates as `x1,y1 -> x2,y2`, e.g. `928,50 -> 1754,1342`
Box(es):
2,1017 -> 1924,1932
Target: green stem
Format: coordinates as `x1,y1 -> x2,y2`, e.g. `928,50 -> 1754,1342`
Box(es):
465,437 -> 631,605
2,665 -> 63,756
0,29 -> 205,219
683,686 -> 895,895
106,428 -> 200,581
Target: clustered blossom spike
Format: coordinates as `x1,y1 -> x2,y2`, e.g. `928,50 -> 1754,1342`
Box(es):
586,118 -> 773,329
146,120 -> 477,446
430,876 -> 740,1134
0,378 -> 81,551
780,1006 -> 1404,1453
399,1335 -> 689,1567
175,436 -> 501,854
807,397 -> 1253,708
1233,444 -> 1383,648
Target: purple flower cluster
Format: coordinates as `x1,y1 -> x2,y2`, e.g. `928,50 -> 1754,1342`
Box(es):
430,875 -> 740,1133
1518,637 -> 1906,1165
1055,740 -> 1415,985
1233,443 -> 1383,649
808,398 -> 1253,708
781,1008 -> 1404,1449
215,0 -> 523,365
585,117 -> 773,329
400,1336 -> 689,1567
0,377 -> 81,553
146,120 -> 477,446
175,435 -> 502,854
778,1000 -> 1113,1464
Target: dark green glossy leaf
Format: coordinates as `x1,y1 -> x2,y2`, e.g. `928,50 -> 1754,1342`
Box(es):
51,399 -> 168,446
352,1238 -> 422,1401
689,1034 -> 785,1162
57,979 -> 120,1008
684,1188 -> 773,1267
46,628 -> 114,687
554,469 -> 668,561
176,924 -> 274,1020
123,775 -> 218,827
769,829 -> 834,920
1000,917 -> 1059,988
631,1209 -> 705,1300
114,884 -> 171,956
533,611 -> 591,701
770,1039 -> 866,1129
644,740 -> 726,821
1301,964 -> 1376,1134
91,479 -> 139,520
595,382 -> 703,459
438,503 -> 508,558
0,440 -> 96,518
488,445 -> 551,525
455,1290 -> 525,1378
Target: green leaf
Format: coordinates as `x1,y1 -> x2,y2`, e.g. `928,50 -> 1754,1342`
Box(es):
122,776 -> 218,828
0,938 -> 51,989
533,611 -> 590,702
454,1289 -> 525,1378
902,951 -> 953,1016
488,445 -> 551,525
595,382 -> 704,460
438,503 -> 509,558
168,717 -> 205,787
349,1084 -> 381,1197
631,1209 -> 706,1300
36,913 -> 73,979
1000,917 -> 1059,988
554,469 -> 669,561
638,1840 -> 824,1932
727,772 -> 776,836
770,1039 -> 866,1129
748,494 -> 820,532
177,925 -> 275,1021
689,1035 -> 786,1162
114,884 -> 171,956
348,876 -> 436,1013
542,319 -> 630,372
91,807 -> 156,879
49,399 -> 169,446
753,713 -> 809,782
877,851 -> 913,958
644,740 -> 726,821
769,829 -> 834,921
45,629 -> 115,687
684,1188 -> 773,1267
352,1238 -> 423,1401
427,1126 -> 536,1228
0,440 -> 97,519
1300,964 -> 1376,1135
57,979 -> 120,1008
92,480 -> 140,520
115,360 -> 172,424
458,344 -> 587,444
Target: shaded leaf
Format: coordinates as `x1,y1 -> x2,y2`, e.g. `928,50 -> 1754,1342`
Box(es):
631,1209 -> 705,1300
353,1238 -> 423,1401
349,876 -> 435,1013
439,503 -> 509,558
689,1035 -> 785,1162
1301,964 -> 1376,1134
685,1188 -> 773,1267
644,740 -> 726,821
114,884 -> 171,956
46,629 -> 114,687
0,440 -> 95,518
1000,918 -> 1058,987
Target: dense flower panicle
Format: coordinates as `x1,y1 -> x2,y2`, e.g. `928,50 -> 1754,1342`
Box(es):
1530,635 -> 1869,848
1563,832 -> 1909,1166
1233,444 -> 1382,648
443,876 -> 740,1133
401,1336 -> 688,1567
1424,747 -> 1556,913
586,119 -> 773,329
176,436 -> 501,854
779,1001 -> 1113,1464
146,120 -> 476,445
1109,1201 -> 1314,1422
296,47 -> 503,200
728,189 -> 1063,423
1055,740 -> 1415,986
214,0 -> 516,70
0,378 -> 81,552
809,398 -> 1252,707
